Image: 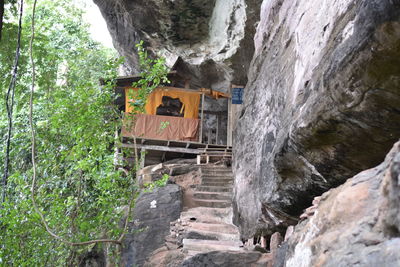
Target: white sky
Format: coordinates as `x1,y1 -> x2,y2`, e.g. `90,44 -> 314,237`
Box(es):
82,1 -> 114,48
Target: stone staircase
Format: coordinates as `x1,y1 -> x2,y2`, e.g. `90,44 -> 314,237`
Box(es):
169,165 -> 244,258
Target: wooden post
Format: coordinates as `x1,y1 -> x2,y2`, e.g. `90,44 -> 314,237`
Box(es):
140,149 -> 146,169
227,86 -> 233,146
199,93 -> 205,143
216,114 -> 220,145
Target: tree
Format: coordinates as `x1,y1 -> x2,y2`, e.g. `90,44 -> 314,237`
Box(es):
0,1 -> 131,265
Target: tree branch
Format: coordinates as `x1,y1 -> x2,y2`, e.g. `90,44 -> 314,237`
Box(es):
2,0 -> 23,203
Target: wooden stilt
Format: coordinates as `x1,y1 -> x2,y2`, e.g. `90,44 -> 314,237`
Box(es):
140,149 -> 146,169
199,93 -> 205,143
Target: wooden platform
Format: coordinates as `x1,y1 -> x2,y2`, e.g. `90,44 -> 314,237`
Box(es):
119,137 -> 231,167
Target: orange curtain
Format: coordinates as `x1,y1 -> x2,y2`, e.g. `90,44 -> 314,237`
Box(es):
125,88 -> 201,119
121,113 -> 199,141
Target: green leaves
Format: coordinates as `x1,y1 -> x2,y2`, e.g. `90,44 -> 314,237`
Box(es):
143,174 -> 170,192
129,40 -> 170,115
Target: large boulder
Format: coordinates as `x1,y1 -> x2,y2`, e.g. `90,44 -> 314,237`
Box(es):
233,0 -> 400,238
122,184 -> 183,267
278,141 -> 400,266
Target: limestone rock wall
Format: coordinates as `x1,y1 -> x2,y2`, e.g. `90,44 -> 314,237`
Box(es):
233,0 -> 400,238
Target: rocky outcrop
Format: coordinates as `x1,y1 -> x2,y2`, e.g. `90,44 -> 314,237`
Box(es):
122,185 -> 182,267
93,0 -> 262,88
276,141 -> 400,267
233,0 -> 400,238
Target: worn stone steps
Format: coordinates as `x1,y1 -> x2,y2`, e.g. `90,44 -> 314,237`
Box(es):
183,239 -> 243,253
169,164 -> 243,261
193,191 -> 232,201
197,185 -> 232,192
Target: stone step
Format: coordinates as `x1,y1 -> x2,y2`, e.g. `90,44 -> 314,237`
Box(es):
201,178 -> 233,184
201,168 -> 232,172
188,222 -> 238,235
183,239 -> 243,253
196,186 -> 232,193
202,181 -> 232,187
180,207 -> 232,224
201,169 -> 232,172
184,229 -> 239,242
193,198 -> 231,208
193,192 -> 232,201
201,175 -> 233,180
202,175 -> 232,179
201,168 -> 231,173
201,173 -> 232,177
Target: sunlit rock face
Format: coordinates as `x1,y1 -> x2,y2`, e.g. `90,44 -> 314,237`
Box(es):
233,0 -> 400,238
92,0 -> 262,89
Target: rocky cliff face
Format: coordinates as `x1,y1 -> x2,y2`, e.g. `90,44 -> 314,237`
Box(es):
93,0 -> 261,89
233,0 -> 400,238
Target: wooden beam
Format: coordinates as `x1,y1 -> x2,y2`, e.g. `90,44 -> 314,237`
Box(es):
153,86 -> 231,99
121,143 -> 203,154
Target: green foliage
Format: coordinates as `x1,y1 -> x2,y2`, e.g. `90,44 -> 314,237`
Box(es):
0,0 -> 133,265
143,174 -> 170,192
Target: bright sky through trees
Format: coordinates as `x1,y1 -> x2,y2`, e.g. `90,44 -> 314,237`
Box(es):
83,0 -> 114,48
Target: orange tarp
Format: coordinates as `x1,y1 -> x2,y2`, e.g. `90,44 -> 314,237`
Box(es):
122,113 -> 199,141
125,87 -> 201,119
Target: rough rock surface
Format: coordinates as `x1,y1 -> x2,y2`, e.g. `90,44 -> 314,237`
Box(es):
277,141 -> 400,267
93,0 -> 262,88
233,0 -> 400,238
122,185 -> 182,267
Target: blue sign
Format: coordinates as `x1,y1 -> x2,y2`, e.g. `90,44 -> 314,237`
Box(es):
232,87 -> 244,104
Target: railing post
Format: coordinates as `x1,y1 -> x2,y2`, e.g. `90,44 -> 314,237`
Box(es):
199,93 -> 205,143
